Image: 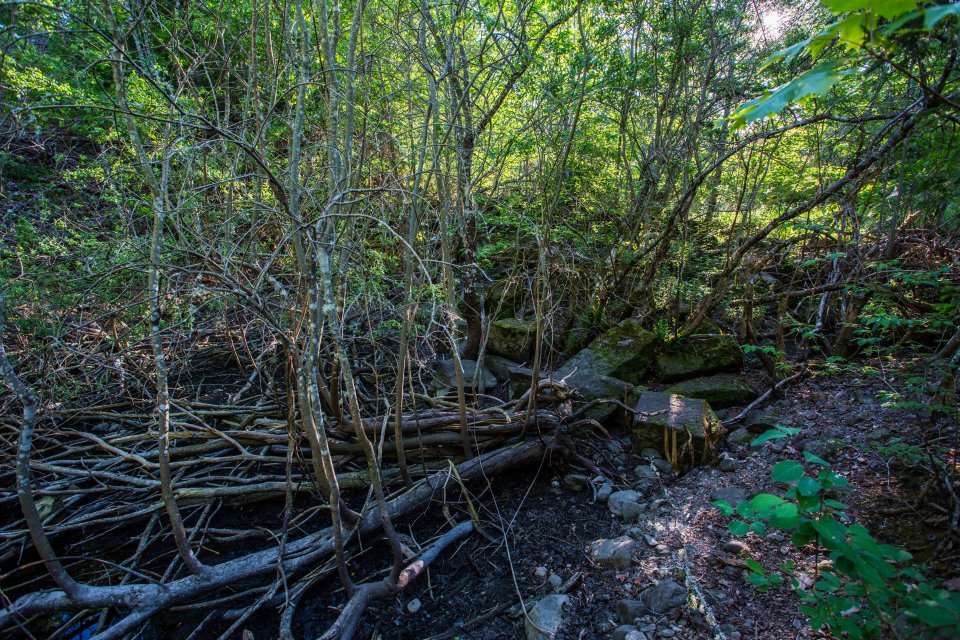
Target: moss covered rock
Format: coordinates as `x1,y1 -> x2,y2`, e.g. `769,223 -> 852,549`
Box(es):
632,391 -> 723,466
665,374 -> 756,408
487,317 -> 538,361
653,334 -> 742,382
560,319 -> 656,384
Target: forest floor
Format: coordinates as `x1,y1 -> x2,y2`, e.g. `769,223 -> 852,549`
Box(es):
271,360 -> 958,640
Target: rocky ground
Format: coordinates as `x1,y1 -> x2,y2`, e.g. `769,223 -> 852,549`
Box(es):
331,357 -> 957,640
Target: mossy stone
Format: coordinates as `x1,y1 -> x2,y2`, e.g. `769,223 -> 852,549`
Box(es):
654,334 -> 742,382
665,374 -> 756,408
561,319 -> 656,384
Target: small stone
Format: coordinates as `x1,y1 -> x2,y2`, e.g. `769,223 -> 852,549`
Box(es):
658,630 -> 675,638
709,486 -> 746,504
652,459 -> 673,474
596,482 -> 613,503
592,536 -> 636,568
534,566 -> 549,579
612,625 -> 639,640
780,545 -> 791,555
640,447 -> 664,461
406,598 -> 422,614
619,500 -> 645,522
563,473 -> 589,491
639,580 -> 687,615
525,594 -> 571,640
634,464 -> 658,479
608,490 -> 642,517
548,574 -> 563,591
727,427 -> 752,445
722,540 -> 750,555
625,632 -> 649,640
718,455 -> 740,472
618,599 -> 645,624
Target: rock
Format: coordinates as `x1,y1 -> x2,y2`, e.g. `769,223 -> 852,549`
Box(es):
743,411 -> 780,433
525,594 -> 571,640
595,482 -> 613,503
653,334 -> 742,382
488,317 -> 538,361
406,598 -> 421,614
632,391 -> 724,464
625,632 -> 648,640
548,574 -> 563,591
619,500 -> 645,522
710,486 -> 747,504
640,447 -> 664,461
612,625 -> 640,640
561,370 -> 643,424
563,473 -> 589,491
639,579 -> 687,615
432,359 -> 496,393
719,624 -> 741,640
652,458 -> 673,474
722,540 -> 750,554
618,599 -> 645,624
483,355 -> 533,398
591,536 -> 636,568
507,365 -> 535,399
717,454 -> 740,472
608,490 -> 641,517
726,427 -> 752,445
634,464 -> 658,479
487,278 -> 527,317
664,374 -> 756,408
534,566 -> 549,580
802,437 -> 842,461
483,355 -> 522,382
559,319 -> 657,384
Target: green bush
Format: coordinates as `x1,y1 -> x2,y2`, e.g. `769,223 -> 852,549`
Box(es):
714,434 -> 960,638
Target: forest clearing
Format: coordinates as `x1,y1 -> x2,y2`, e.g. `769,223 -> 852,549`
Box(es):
0,0 -> 959,638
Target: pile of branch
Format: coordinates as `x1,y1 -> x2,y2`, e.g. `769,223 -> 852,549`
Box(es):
0,375 -> 581,639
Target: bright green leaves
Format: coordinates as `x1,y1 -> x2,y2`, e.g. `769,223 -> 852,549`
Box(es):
729,520 -> 751,536
750,492 -> 786,509
822,0 -> 918,20
804,450 -> 830,466
773,460 -> 805,483
713,451 -> 960,638
730,0 -> 955,130
751,426 -> 801,446
730,62 -> 846,129
887,2 -> 960,31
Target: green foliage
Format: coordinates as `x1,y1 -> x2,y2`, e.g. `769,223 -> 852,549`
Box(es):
731,0 -> 960,128
715,435 -> 960,638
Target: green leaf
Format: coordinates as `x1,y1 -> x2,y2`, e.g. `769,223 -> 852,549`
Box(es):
803,451 -> 830,466
914,600 -> 960,627
729,520 -> 750,536
747,572 -> 770,589
812,518 -> 847,546
750,426 -> 801,446
751,521 -> 768,536
822,0 -> 917,19
797,476 -> 822,497
750,493 -> 786,510
773,460 -> 805,483
713,500 -> 734,516
746,558 -> 764,574
731,62 -> 845,128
